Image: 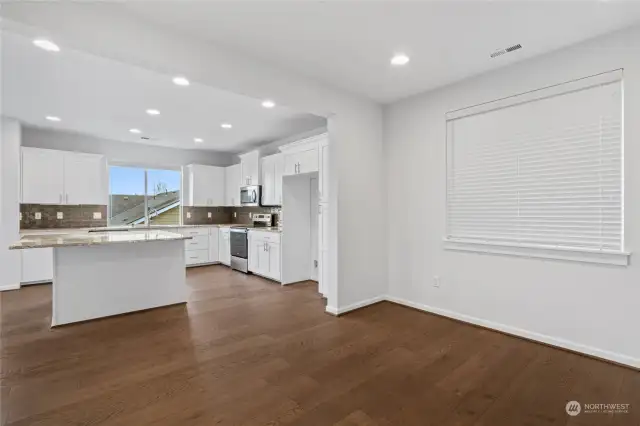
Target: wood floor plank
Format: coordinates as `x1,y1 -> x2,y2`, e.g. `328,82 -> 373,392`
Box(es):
1,265 -> 638,426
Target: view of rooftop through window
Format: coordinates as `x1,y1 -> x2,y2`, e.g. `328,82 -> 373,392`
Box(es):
109,166 -> 181,226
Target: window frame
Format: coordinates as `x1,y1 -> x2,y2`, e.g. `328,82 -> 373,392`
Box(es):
443,69 -> 629,266
107,162 -> 183,227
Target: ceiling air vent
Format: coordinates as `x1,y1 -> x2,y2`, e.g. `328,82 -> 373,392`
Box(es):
490,43 -> 522,58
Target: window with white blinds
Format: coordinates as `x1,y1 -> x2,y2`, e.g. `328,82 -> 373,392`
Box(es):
445,70 -> 626,264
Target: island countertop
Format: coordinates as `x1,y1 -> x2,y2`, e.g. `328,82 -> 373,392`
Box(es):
9,230 -> 191,250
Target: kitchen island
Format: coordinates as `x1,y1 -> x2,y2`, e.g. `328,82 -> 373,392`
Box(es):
10,230 -> 190,326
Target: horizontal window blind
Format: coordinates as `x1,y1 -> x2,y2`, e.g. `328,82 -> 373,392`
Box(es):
446,71 -> 623,252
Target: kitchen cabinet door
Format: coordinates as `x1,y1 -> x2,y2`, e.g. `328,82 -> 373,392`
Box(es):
283,152 -> 299,176
267,242 -> 281,281
257,240 -> 270,275
248,235 -> 262,273
188,165 -> 225,206
261,156 -> 275,206
21,147 -> 65,204
239,150 -> 260,186
209,227 -> 219,262
225,164 -> 241,206
64,152 -> 106,205
219,229 -> 231,265
21,247 -> 53,284
298,147 -> 319,174
274,154 -> 284,205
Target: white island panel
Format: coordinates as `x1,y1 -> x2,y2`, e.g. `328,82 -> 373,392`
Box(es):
52,239 -> 186,326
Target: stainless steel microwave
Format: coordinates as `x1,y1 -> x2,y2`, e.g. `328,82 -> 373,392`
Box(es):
240,185 -> 261,206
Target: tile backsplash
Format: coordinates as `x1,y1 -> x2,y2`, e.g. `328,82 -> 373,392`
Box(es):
20,204 -> 108,229
182,206 -> 281,226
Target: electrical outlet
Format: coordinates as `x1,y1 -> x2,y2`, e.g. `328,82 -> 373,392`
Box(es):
433,276 -> 441,288
208,212 -> 212,218
19,212 -> 23,221
93,212 -> 102,219
234,212 -> 237,218
249,213 -> 253,219
35,212 -> 42,220
187,212 -> 192,219
57,212 -> 64,219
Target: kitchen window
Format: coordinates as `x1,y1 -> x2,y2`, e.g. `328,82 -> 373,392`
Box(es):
108,166 -> 181,226
444,70 -> 627,265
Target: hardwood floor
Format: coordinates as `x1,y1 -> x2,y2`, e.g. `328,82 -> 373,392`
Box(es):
1,265 -> 638,425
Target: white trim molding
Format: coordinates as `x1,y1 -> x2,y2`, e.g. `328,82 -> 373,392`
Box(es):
444,238 -> 630,266
385,295 -> 640,369
325,295 -> 385,316
0,283 -> 21,292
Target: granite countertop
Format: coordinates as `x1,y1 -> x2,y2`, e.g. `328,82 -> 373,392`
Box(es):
10,230 -> 191,250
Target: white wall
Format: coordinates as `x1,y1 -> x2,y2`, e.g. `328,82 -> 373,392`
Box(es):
385,24 -> 640,367
21,126 -> 234,168
2,4 -> 388,310
0,117 -> 22,290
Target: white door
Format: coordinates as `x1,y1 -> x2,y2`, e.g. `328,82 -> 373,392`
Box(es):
64,152 -> 106,205
310,177 -> 319,281
21,248 -> 53,284
21,147 -> 65,204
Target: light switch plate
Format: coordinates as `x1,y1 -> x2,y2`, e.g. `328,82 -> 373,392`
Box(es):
208,212 -> 212,218
35,212 -> 42,220
187,212 -> 192,219
19,212 -> 22,221
57,212 -> 64,219
233,212 -> 237,218
93,212 -> 102,219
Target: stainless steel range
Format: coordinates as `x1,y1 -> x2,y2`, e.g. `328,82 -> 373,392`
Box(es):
229,213 -> 275,273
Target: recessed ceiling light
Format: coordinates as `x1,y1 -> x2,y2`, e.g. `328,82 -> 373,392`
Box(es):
45,116 -> 61,122
221,123 -> 233,129
129,128 -> 142,134
146,109 -> 160,116
390,53 -> 410,66
194,138 -> 203,143
172,76 -> 190,86
33,39 -> 60,52
262,100 -> 276,108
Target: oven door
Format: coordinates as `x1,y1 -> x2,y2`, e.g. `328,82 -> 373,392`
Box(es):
230,230 -> 248,259
240,186 -> 261,206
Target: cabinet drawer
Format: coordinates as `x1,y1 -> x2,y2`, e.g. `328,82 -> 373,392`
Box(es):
250,231 -> 281,244
186,249 -> 209,265
181,227 -> 210,237
184,235 -> 209,250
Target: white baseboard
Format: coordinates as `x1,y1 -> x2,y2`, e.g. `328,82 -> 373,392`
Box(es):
385,295 -> 640,369
0,283 -> 21,292
327,295 -> 386,316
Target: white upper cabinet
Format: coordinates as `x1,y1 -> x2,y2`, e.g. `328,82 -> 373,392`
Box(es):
64,152 -> 107,205
22,147 -> 64,204
261,153 -> 284,206
280,134 -> 325,176
239,150 -> 260,186
185,164 -> 225,207
225,164 -> 241,206
319,137 -> 329,203
22,147 -> 106,205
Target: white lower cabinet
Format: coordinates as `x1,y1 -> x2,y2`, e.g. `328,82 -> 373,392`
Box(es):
248,230 -> 281,281
180,226 -> 221,267
21,248 -> 53,284
219,228 -> 231,265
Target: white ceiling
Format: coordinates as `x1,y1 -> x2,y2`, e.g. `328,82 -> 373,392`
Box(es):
1,31 -> 326,152
122,1 -> 640,103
